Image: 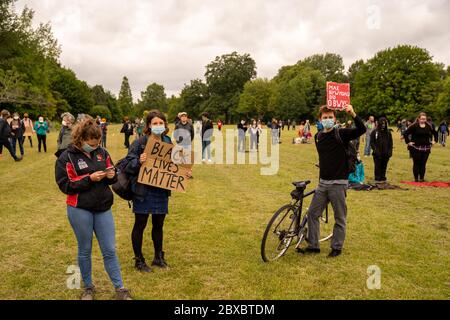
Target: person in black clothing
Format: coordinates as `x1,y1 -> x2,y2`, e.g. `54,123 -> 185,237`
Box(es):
10,112 -> 25,158
120,117 -> 134,149
370,117 -> 393,182
174,112 -> 194,147
302,105 -> 366,258
404,112 -> 438,182
201,112 -> 213,162
0,109 -> 22,162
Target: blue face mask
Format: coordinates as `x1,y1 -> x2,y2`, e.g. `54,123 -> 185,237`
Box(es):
321,118 -> 335,130
82,143 -> 98,153
151,125 -> 166,135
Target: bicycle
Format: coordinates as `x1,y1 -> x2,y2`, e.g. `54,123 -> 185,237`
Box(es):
261,180 -> 334,262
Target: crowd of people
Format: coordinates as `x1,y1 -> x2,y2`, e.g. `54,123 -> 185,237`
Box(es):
1,105 -> 448,300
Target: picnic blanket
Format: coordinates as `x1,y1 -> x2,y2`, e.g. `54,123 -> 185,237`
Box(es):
401,181 -> 450,188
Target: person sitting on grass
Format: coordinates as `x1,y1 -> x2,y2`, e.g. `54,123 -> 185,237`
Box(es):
300,104 -> 366,258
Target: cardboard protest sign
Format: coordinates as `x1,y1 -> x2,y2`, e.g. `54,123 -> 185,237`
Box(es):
138,138 -> 193,193
326,82 -> 350,110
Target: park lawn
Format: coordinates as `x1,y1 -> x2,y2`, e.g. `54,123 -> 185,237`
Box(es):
0,124 -> 449,300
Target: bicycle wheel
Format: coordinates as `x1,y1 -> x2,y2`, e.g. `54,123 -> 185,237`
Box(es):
319,205 -> 334,242
261,204 -> 298,262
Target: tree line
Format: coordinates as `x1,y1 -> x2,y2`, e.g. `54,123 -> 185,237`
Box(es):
1,0 -> 449,124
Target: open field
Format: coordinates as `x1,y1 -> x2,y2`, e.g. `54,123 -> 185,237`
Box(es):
0,124 -> 449,300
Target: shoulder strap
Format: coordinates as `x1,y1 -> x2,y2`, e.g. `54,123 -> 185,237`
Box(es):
334,128 -> 344,145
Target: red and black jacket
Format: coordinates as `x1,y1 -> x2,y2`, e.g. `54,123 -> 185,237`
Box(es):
55,145 -> 117,212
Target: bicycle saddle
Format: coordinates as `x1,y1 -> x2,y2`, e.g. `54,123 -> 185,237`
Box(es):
292,180 -> 311,189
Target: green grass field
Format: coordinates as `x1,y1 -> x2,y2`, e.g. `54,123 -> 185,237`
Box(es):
0,124 -> 449,300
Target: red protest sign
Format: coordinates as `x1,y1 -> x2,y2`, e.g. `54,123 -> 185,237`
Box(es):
326,82 -> 350,110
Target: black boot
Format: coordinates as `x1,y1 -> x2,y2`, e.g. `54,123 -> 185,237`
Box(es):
152,251 -> 168,268
134,256 -> 152,273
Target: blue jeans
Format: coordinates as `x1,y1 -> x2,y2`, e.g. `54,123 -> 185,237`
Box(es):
202,140 -> 211,160
11,136 -> 24,156
364,135 -> 371,156
67,206 -> 123,288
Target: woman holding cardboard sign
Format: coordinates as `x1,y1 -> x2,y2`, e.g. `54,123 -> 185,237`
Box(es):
124,110 -> 192,273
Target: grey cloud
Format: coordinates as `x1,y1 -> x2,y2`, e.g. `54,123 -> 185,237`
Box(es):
16,0 -> 450,100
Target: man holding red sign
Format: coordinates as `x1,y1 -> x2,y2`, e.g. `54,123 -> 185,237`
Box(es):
327,82 -> 351,110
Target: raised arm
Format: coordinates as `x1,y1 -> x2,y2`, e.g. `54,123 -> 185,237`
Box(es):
337,105 -> 366,144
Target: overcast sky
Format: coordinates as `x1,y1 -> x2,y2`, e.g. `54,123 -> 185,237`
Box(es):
15,0 -> 450,100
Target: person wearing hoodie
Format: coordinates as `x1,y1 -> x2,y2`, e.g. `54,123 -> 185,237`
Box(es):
34,115 -> 48,153
10,112 -> 25,158
370,117 -> 393,183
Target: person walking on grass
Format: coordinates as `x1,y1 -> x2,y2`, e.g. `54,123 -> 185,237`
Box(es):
201,112 -> 213,162
55,117 -> 132,300
10,112 -> 25,159
301,104 -> 366,258
55,112 -> 75,158
123,110 -> 192,273
22,113 -> 34,147
370,117 -> 393,183
404,112 -> 438,182
100,118 -> 108,148
249,120 -> 260,151
0,110 -> 22,162
34,115 -> 48,153
438,120 -> 449,147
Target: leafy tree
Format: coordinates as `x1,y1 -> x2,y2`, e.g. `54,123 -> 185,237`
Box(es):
118,76 -> 133,117
205,52 -> 257,122
136,82 -> 167,115
434,76 -> 450,120
237,78 -> 277,119
352,45 -> 443,121
298,53 -> 347,82
179,79 -> 209,119
167,95 -> 183,122
91,105 -> 112,120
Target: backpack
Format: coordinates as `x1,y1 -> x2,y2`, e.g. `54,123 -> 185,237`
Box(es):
334,129 -> 358,174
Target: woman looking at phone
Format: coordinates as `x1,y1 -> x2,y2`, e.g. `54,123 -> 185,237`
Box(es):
55,116 -> 132,300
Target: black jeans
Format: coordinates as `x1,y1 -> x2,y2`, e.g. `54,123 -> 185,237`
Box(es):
22,136 -> 33,147
37,134 -> 47,152
0,140 -> 18,160
411,150 -> 430,181
131,214 -> 166,259
373,156 -> 390,181
124,134 -> 131,149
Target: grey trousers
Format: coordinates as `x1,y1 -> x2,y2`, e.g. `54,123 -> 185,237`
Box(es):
307,183 -> 347,250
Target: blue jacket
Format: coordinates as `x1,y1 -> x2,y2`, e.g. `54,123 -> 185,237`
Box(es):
124,134 -> 172,201
348,161 -> 365,184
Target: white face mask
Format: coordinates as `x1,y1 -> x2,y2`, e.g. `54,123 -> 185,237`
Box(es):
39,118 -> 44,122
14,116 -> 19,120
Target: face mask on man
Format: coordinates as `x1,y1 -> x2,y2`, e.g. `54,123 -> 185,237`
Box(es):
14,116 -> 19,120
82,143 -> 98,153
38,118 -> 44,123
62,120 -> 67,127
321,118 -> 335,130
151,125 -> 166,135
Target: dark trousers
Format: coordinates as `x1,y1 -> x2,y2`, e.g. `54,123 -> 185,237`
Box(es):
132,214 -> 166,258
101,134 -> 107,148
411,150 -> 430,181
0,140 -> 18,160
373,156 -> 390,181
37,134 -> 47,152
22,136 -> 33,147
11,136 -> 24,156
124,134 -> 131,149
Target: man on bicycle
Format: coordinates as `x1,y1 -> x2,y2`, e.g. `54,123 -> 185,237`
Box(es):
303,104 -> 366,257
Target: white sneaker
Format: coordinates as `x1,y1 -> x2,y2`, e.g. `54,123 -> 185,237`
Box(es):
208,159 -> 213,163
202,159 -> 206,163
